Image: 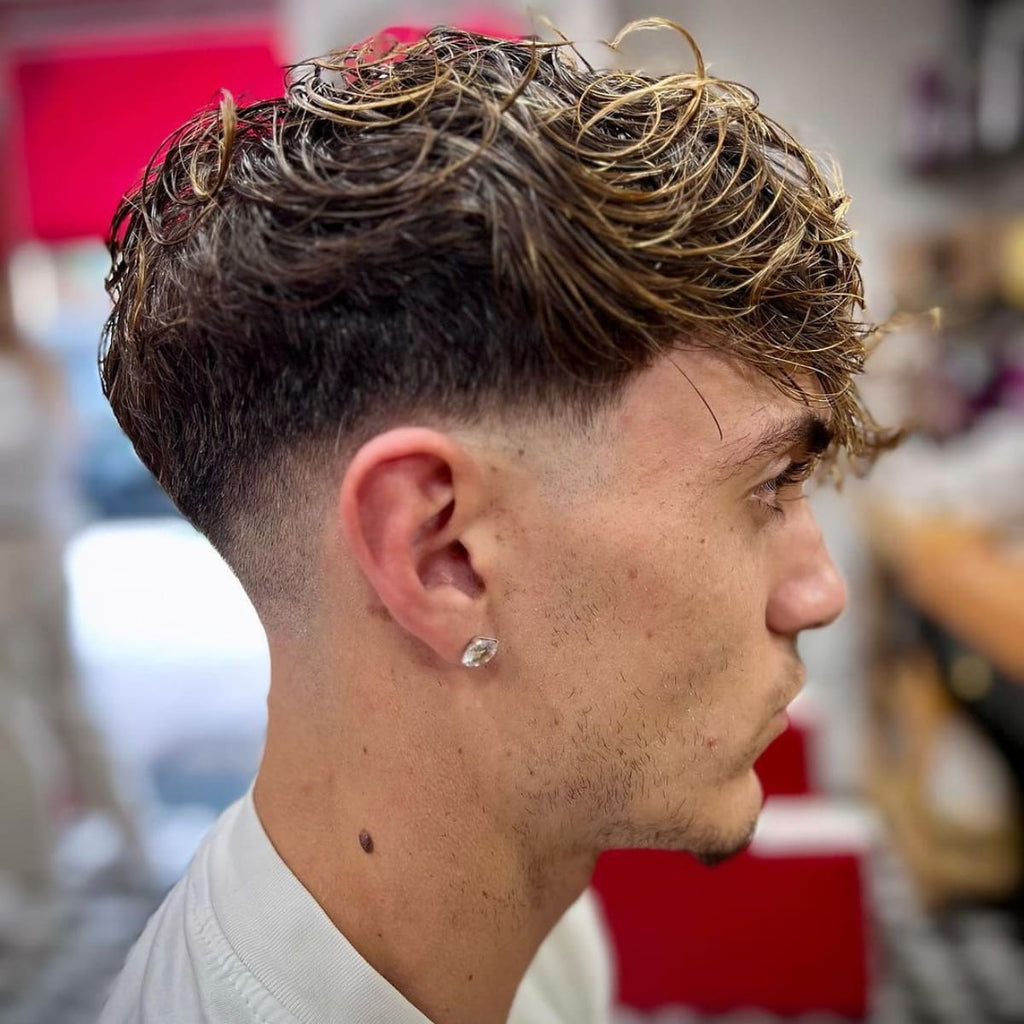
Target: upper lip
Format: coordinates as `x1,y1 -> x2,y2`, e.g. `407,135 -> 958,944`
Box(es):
778,663 -> 806,713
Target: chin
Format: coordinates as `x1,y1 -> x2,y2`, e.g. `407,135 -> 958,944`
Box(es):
690,770 -> 763,867
612,767 -> 765,858
692,822 -> 757,867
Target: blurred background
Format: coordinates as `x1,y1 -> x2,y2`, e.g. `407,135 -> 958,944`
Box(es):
1,1 -> 1023,1022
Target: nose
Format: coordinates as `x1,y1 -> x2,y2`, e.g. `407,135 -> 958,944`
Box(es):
765,512 -> 847,637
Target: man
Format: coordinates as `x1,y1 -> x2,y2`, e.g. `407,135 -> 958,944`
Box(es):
98,21 -> 895,1024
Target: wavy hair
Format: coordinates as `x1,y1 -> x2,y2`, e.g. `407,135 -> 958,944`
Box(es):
102,21 -> 897,599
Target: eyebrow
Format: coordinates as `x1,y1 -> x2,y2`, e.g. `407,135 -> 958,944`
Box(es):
720,412 -> 835,475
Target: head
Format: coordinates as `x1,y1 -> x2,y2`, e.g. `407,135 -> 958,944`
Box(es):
102,23 -> 896,865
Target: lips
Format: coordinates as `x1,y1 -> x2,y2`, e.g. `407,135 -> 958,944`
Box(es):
778,663 -> 807,713
753,707 -> 791,760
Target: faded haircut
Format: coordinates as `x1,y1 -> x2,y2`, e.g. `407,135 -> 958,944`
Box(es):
101,21 -> 897,615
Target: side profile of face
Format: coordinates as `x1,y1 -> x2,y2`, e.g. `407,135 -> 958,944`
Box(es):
474,348 -> 846,865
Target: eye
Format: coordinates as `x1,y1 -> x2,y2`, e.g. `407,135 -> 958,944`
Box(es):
753,458 -> 815,519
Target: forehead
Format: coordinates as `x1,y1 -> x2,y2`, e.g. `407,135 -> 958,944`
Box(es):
607,350 -> 824,477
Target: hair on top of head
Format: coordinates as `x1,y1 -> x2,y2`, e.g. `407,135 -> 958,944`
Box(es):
101,19 -> 898,617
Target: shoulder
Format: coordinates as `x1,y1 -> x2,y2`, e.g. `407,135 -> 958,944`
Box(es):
96,804 -> 299,1024
97,870 -> 205,1023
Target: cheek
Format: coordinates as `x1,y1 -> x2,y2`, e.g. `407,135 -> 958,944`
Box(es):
606,512 -> 762,661
617,523 -> 777,753
529,506 -> 763,703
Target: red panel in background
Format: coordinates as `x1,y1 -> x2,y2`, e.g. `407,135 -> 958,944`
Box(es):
8,24 -> 284,244
756,721 -> 813,797
592,846 -> 872,1018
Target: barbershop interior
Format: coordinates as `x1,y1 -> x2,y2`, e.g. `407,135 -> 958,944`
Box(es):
2,0 -> 1024,1021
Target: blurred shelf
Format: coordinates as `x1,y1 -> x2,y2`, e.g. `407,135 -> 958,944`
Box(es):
869,757 -> 1020,907
902,147 -> 1024,183
865,636 -> 1023,909
862,504 -> 1024,682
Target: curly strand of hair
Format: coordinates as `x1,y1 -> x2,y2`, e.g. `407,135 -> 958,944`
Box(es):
189,90 -> 238,201
99,20 -> 905,578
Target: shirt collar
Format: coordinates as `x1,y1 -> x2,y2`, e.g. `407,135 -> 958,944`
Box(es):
209,790 -> 433,1024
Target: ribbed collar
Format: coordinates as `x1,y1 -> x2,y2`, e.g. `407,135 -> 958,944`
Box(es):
208,791 -> 433,1024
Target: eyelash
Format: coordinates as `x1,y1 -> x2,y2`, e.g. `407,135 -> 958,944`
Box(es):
754,459 -> 815,518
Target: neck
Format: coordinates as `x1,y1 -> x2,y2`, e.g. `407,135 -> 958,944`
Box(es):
253,668 -> 595,1024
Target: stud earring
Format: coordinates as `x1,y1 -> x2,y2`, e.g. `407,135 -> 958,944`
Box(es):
461,636 -> 499,668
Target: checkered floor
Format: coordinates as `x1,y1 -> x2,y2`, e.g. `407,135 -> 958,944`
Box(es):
4,835 -> 1024,1023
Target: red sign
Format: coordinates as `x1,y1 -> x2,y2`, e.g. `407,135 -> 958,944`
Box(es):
7,23 -> 284,244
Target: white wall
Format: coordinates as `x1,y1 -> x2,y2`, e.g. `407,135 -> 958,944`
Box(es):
280,0 -> 618,64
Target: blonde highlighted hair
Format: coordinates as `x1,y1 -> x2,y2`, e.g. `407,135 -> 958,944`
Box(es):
102,21 -> 897,594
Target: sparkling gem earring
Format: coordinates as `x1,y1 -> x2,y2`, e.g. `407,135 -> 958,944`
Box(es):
461,636 -> 499,668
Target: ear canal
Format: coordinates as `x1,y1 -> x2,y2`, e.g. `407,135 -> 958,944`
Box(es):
419,541 -> 483,596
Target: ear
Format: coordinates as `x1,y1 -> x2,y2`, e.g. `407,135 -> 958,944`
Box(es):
339,428 -> 495,666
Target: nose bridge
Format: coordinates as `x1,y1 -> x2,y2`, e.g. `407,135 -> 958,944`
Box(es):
769,503 -> 847,634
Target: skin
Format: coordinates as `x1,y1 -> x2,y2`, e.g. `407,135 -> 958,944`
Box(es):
253,348 -> 846,1024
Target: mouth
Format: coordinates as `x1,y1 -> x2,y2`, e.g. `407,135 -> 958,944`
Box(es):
752,707 -> 791,762
781,662 -> 807,709
769,664 -> 807,728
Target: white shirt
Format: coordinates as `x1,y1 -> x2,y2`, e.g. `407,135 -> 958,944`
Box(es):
99,791 -> 613,1023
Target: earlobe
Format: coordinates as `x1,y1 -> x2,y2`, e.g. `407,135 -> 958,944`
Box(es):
339,428 -> 493,665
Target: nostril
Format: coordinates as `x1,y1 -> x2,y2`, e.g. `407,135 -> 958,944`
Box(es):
765,562 -> 846,637
810,613 -> 841,630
